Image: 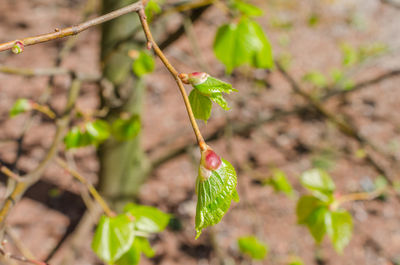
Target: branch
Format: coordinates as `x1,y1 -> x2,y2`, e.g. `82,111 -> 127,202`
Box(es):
137,9 -> 207,151
54,157 -> 115,218
0,2 -> 143,53
0,79 -> 82,227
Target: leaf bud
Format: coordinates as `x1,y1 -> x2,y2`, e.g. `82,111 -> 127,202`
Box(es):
12,41 -> 24,54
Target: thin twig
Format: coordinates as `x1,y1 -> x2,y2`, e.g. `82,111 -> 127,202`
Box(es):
0,2 -> 143,52
137,8 -> 207,151
54,157 -> 116,218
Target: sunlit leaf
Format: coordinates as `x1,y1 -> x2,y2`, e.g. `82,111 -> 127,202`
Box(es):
238,236 -> 268,260
86,120 -> 111,142
115,237 -> 155,265
92,215 -> 135,264
124,203 -> 171,233
195,159 -> 239,238
214,18 -> 273,73
300,169 -> 335,202
325,210 -> 353,253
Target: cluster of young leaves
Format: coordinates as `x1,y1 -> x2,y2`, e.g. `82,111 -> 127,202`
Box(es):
92,203 -> 171,265
188,75 -> 237,122
237,235 -> 268,260
214,0 -> 273,73
340,42 -> 388,67
64,114 -> 141,149
195,158 -> 239,238
296,169 -> 353,253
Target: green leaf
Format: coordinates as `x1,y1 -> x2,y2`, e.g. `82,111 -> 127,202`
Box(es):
214,17 -> 273,73
111,115 -> 141,141
193,76 -> 237,95
115,237 -> 155,265
10,99 -> 32,117
300,169 -> 335,202
231,0 -> 263,17
340,43 -> 358,67
264,169 -> 294,197
296,195 -> 325,224
189,89 -> 212,121
195,159 -> 239,238
145,0 -> 163,22
302,71 -> 327,88
92,215 -> 135,264
209,93 -> 229,110
325,210 -> 353,253
306,206 -> 329,243
237,236 -> 268,260
64,127 -> 91,149
86,120 -> 111,143
132,51 -> 155,77
124,203 -> 171,233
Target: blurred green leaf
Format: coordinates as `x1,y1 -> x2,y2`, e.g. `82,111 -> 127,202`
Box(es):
124,203 -> 171,233
145,0 -> 163,22
196,159 -> 239,238
303,71 -> 327,88
325,210 -> 353,253
214,17 -> 273,73
92,215 -> 135,264
238,236 -> 268,260
264,169 -> 294,197
10,99 -> 32,117
189,89 -> 212,121
111,114 -> 141,141
300,169 -> 335,202
306,206 -> 329,243
132,51 -> 155,77
296,195 -> 325,224
308,13 -> 320,26
231,0 -> 263,17
86,120 -> 110,142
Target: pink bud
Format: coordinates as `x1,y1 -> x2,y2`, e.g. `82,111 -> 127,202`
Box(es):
12,41 -> 24,54
201,149 -> 222,171
179,72 -> 209,85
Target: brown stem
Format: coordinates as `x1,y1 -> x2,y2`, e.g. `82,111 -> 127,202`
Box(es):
137,8 -> 207,151
0,2 -> 143,52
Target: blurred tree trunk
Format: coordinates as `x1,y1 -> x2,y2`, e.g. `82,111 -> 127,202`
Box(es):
98,0 -> 150,210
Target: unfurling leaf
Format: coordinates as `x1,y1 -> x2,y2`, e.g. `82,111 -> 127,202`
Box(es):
214,17 -> 273,73
10,98 -> 32,117
92,215 -> 135,264
238,236 -> 268,260
195,148 -> 239,238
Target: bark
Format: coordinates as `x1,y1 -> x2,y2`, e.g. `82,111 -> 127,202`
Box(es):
99,0 -> 150,210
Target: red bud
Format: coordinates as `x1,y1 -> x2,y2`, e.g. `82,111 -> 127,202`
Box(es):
201,149 -> 222,171
12,41 -> 24,54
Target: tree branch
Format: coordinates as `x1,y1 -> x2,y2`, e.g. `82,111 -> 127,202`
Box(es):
0,2 -> 143,53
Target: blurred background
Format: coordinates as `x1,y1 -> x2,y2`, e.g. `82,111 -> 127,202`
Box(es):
0,0 -> 400,264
